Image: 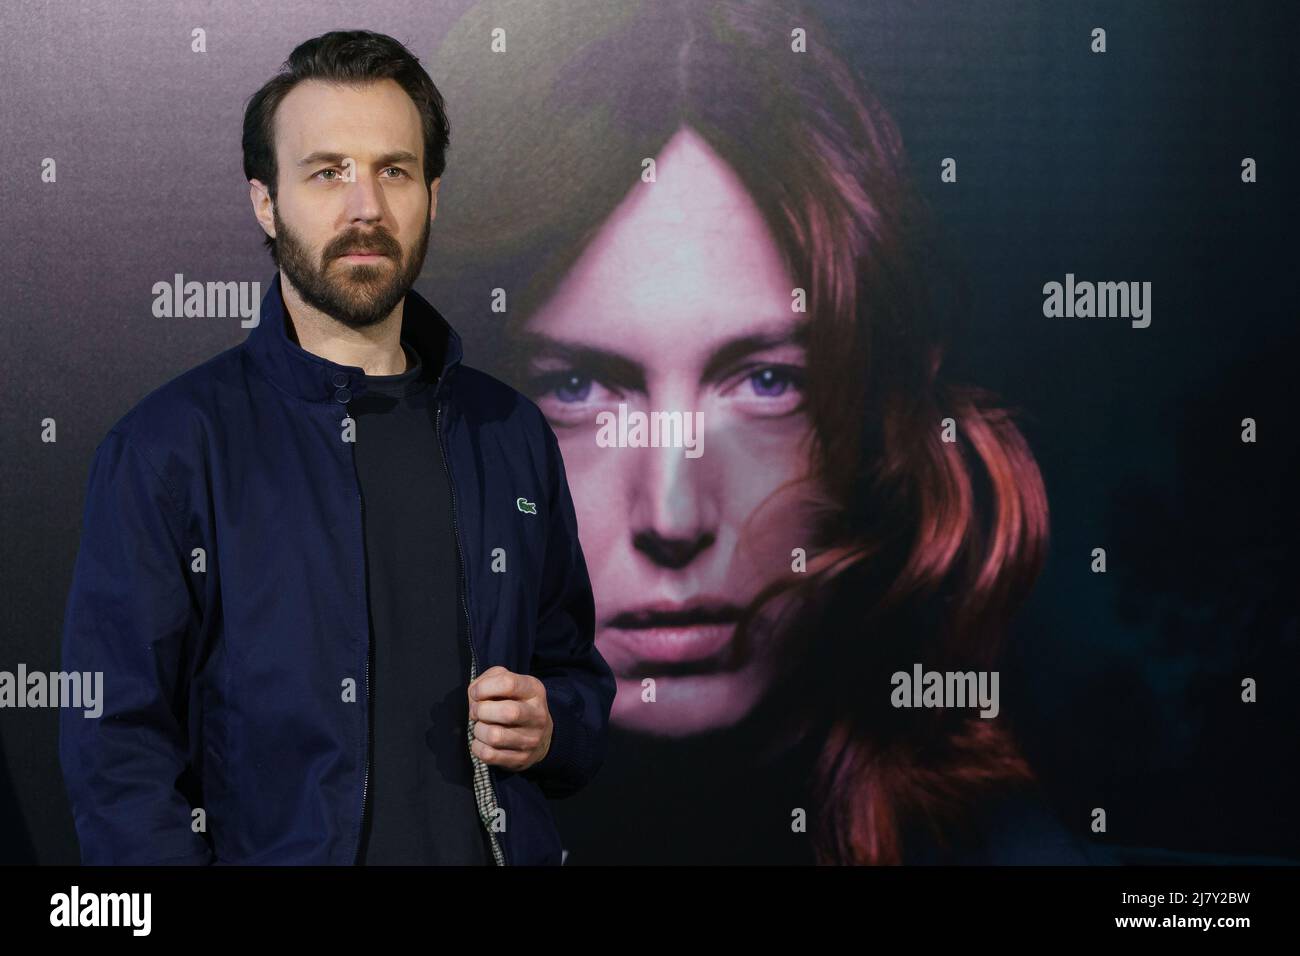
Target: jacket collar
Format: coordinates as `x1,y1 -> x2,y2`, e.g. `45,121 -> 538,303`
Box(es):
243,271 -> 464,404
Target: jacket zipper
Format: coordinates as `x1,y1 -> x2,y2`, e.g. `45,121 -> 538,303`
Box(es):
436,397 -> 508,866
361,587 -> 371,858
348,405 -> 371,865
359,595 -> 371,860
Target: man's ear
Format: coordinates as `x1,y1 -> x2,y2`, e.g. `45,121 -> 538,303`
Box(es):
249,179 -> 275,239
429,177 -> 441,222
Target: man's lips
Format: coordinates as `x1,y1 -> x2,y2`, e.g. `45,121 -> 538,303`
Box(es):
604,601 -> 741,667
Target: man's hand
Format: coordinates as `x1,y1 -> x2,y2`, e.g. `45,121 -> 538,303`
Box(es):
467,666 -> 553,771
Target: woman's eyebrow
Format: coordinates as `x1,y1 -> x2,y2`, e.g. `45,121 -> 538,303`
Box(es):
519,333 -> 646,391
700,325 -> 808,382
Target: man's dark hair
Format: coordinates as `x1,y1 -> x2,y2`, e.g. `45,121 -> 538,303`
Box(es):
242,30 -> 451,264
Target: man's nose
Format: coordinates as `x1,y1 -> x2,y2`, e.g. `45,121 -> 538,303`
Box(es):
342,170 -> 387,223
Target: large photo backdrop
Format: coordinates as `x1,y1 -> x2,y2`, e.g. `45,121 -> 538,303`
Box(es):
1,0 -> 1296,864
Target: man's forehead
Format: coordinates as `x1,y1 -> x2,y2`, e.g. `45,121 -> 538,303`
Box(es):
275,79 -> 422,157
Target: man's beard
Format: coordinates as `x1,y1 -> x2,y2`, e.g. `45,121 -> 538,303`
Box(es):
272,204 -> 430,329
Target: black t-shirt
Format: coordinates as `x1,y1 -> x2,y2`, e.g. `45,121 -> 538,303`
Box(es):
351,337 -> 493,865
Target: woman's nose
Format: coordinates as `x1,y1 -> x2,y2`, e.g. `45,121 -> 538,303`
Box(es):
627,445 -> 715,569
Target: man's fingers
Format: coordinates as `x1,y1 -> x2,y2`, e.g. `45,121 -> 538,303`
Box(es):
471,738 -> 531,770
468,667 -> 523,702
469,667 -> 544,704
470,698 -> 530,727
472,720 -> 537,753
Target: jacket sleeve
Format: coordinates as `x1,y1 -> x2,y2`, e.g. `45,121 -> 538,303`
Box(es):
58,428 -> 215,864
521,418 -> 616,799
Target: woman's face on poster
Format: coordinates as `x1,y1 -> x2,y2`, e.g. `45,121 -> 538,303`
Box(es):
522,126 -> 822,736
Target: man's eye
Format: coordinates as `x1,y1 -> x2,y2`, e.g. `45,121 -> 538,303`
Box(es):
314,167 -> 407,181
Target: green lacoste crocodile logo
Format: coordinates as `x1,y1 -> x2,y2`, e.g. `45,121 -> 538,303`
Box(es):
516,497 -> 537,515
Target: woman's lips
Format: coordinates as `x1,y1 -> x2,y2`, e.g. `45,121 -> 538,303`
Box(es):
603,603 -> 740,667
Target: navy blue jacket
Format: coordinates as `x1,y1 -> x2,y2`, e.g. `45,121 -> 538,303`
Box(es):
58,273 -> 616,865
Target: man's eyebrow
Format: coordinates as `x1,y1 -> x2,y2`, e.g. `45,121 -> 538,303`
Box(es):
519,320 -> 809,390
296,150 -> 420,168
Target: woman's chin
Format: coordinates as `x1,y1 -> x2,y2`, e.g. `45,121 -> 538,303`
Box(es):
608,671 -> 770,737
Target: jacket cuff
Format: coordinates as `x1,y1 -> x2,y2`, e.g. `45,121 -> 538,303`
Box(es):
527,680 -> 591,787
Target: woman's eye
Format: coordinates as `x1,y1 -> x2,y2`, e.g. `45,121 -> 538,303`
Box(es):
726,364 -> 806,416
543,371 -> 595,403
748,366 -> 796,397
524,369 -> 597,403
528,369 -> 620,427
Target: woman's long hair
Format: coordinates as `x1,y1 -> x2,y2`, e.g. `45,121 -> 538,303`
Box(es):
427,0 -> 1047,863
